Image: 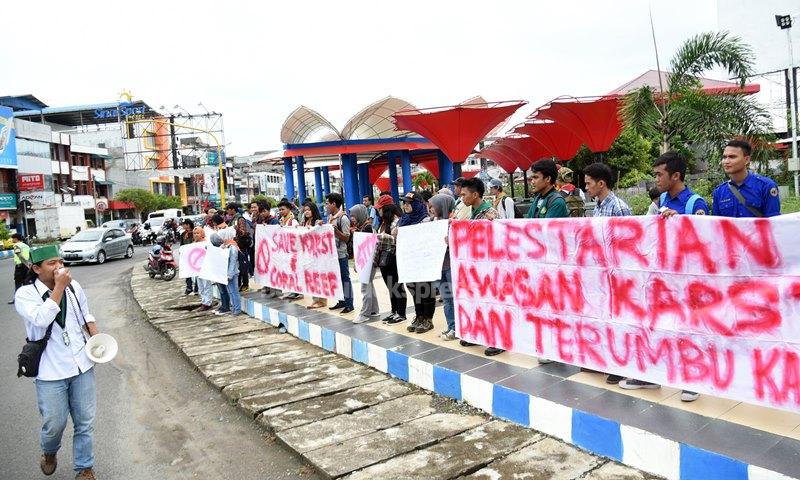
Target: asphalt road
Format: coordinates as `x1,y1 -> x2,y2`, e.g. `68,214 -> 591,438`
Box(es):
0,245 -> 319,479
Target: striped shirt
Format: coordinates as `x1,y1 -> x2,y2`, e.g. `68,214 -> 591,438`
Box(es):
593,191 -> 631,217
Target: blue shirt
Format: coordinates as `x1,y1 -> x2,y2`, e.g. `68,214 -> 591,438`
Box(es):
593,191 -> 632,217
712,172 -> 780,218
661,187 -> 709,215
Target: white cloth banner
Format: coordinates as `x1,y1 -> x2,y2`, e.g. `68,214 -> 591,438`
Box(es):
449,214 -> 800,412
396,220 -> 450,283
353,232 -> 378,285
198,245 -> 229,284
253,224 -> 344,301
178,243 -> 206,279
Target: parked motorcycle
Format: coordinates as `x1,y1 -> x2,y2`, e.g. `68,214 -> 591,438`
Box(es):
130,224 -> 144,246
142,238 -> 177,280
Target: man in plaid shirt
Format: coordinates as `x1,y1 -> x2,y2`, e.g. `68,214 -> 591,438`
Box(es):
584,162 -> 632,217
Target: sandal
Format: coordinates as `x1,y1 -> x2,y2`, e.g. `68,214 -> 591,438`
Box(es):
307,301 -> 325,309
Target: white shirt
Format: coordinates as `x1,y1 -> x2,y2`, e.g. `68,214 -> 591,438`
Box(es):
15,279 -> 96,381
496,196 -> 517,219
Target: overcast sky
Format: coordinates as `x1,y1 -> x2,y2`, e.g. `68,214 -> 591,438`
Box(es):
3,1 -> 722,155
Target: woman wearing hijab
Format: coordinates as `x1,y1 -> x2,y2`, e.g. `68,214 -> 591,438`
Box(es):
429,194 -> 457,340
398,192 -> 436,334
349,204 -> 379,324
192,227 -> 215,311
376,200 -> 406,324
302,201 -> 328,309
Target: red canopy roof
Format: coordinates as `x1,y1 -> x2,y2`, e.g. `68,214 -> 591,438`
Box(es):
478,147 -> 519,174
393,101 -> 527,163
513,121 -> 584,161
533,97 -> 622,153
494,136 -> 554,171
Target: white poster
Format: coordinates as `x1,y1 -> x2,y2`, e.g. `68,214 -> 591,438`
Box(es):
396,220 -> 450,283
353,232 -> 378,285
178,243 -> 206,279
198,245 -> 229,284
253,224 -> 343,300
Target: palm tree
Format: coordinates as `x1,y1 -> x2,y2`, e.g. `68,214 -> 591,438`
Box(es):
620,32 -> 772,154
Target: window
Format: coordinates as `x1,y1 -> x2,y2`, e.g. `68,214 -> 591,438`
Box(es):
16,138 -> 52,159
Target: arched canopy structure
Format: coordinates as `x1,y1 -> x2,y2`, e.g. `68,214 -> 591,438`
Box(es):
514,121 -> 584,161
533,96 -> 622,153
280,106 -> 341,145
341,96 -> 416,140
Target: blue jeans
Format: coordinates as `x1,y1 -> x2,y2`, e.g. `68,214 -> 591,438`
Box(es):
440,268 -> 454,331
217,283 -> 230,312
35,368 -> 96,471
338,257 -> 354,308
226,274 -> 241,313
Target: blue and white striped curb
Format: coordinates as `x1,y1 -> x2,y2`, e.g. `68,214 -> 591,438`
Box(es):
0,250 -> 13,260
241,296 -> 795,480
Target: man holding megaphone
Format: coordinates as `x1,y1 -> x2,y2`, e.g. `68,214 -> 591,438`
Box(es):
15,245 -> 103,480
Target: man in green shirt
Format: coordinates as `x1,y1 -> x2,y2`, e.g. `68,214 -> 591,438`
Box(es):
526,159 -> 569,219
461,178 -> 497,220
9,232 -> 31,304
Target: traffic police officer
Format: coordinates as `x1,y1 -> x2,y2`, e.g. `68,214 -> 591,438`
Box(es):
712,139 -> 781,217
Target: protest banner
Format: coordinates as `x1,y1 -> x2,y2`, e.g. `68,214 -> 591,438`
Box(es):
449,214 -> 800,411
396,220 -> 450,283
178,243 -> 206,279
353,232 -> 378,285
254,224 -> 344,301
198,245 -> 229,284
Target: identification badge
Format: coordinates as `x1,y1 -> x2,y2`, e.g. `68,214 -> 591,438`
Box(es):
62,331 -> 70,346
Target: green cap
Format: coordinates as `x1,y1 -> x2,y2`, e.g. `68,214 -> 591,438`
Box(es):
30,245 -> 60,264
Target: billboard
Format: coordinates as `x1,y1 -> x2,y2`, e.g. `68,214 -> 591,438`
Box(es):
0,106 -> 17,168
18,173 -> 45,191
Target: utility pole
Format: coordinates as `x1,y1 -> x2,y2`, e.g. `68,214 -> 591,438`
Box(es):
169,115 -> 181,203
776,14 -> 799,196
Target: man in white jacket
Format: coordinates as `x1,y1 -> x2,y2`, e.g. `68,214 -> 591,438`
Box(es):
489,179 -> 516,219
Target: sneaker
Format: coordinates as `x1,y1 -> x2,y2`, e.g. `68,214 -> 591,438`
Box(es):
382,313 -> 397,323
329,302 -> 346,311
619,379 -> 660,390
605,374 -> 625,384
484,347 -> 505,356
537,358 -> 554,364
407,316 -> 423,332
278,326 -> 287,334
40,453 -> 57,475
681,390 -> 700,402
387,315 -> 405,325
184,291 -> 192,296
353,316 -> 369,324
415,317 -> 434,334
191,291 -> 198,296
341,306 -> 354,314
459,340 -> 476,347
214,310 -> 231,316
75,468 -> 96,479
440,330 -> 456,341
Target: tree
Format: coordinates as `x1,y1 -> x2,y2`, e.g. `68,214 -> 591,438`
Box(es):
412,171 -> 437,191
620,32 -> 771,157
153,194 -> 183,210
114,188 -> 156,213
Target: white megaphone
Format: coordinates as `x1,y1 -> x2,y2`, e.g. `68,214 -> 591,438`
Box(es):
85,333 -> 118,364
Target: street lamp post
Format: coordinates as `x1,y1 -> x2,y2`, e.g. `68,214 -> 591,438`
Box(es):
776,14 -> 799,196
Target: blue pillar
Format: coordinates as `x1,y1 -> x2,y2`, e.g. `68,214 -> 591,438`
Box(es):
322,166 -> 331,195
341,153 -> 359,209
295,155 -> 307,202
400,150 -> 412,194
387,151 -> 400,202
283,157 -> 295,200
453,161 -> 463,179
437,150 -> 453,188
314,167 -> 324,203
358,162 -> 371,200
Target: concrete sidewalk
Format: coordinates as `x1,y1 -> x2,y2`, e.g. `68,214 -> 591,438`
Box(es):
130,269 -> 656,479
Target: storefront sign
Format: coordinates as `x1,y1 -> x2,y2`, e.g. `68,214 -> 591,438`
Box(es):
19,191 -> 56,209
0,106 -> 17,168
17,173 -> 45,191
0,193 -> 17,210
94,102 -> 147,120
96,197 -> 108,212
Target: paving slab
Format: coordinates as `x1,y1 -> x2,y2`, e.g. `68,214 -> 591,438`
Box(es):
154,315 -> 237,332
305,413 -> 488,478
210,354 -> 343,389
170,322 -> 273,347
199,345 -> 327,377
238,368 -> 387,416
258,379 -> 414,432
277,394 -> 436,453
344,420 -> 541,480
583,462 -> 662,480
182,332 -> 293,357
221,359 -> 357,399
463,437 -> 601,480
190,341 -> 306,366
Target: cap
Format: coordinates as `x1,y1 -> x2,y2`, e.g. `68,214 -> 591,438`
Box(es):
375,195 -> 395,210
558,167 -> 574,183
207,208 -> 218,215
30,245 -> 60,264
402,192 -> 418,203
489,179 -> 503,189
453,177 -> 465,186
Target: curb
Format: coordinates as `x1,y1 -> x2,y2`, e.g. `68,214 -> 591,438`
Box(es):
0,250 -> 13,260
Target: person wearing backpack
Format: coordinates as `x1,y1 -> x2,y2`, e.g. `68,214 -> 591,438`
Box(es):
489,180 -> 517,219
526,159 -> 569,219
712,139 -> 781,218
618,151 -> 706,403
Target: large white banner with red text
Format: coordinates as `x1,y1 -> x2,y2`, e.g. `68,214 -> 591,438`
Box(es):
449,214 -> 800,411
254,224 -> 344,301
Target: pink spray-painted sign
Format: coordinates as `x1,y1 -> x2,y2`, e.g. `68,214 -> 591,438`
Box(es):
449,214 -> 800,411
254,224 -> 344,301
353,232 -> 378,285
178,243 -> 207,278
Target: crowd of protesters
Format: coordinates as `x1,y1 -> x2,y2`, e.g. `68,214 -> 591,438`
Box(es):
175,139 -> 780,403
